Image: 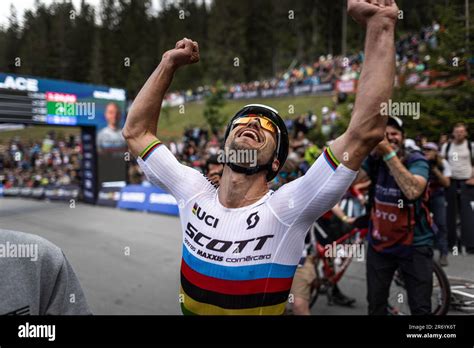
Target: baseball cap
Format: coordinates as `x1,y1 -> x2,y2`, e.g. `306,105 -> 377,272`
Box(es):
387,116 -> 404,133
423,142 -> 439,151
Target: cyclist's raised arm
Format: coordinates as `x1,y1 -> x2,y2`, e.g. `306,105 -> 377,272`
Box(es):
330,0 -> 398,171
122,38 -> 199,157
123,39 -> 212,202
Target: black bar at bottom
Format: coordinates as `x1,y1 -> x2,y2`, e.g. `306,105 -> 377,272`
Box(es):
0,315 -> 473,345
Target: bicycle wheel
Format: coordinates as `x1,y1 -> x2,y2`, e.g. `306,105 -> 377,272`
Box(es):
387,261 -> 450,315
432,261 -> 451,315
448,277 -> 474,313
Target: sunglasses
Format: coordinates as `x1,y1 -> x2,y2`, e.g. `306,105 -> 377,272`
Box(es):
232,114 -> 277,134
232,114 -> 282,156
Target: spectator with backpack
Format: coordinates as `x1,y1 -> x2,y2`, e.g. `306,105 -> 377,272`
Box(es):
358,116 -> 434,315
440,123 -> 474,254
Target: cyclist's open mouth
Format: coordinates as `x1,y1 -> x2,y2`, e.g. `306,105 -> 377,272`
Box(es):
237,128 -> 262,144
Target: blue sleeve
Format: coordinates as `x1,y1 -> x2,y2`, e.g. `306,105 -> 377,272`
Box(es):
408,159 -> 429,180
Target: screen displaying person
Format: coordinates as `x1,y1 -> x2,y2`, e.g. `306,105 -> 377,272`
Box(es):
96,102 -> 127,153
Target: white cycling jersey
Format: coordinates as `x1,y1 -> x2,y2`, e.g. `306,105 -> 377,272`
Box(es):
137,140 -> 357,315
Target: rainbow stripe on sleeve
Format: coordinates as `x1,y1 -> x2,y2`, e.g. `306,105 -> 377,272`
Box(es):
140,139 -> 162,160
323,147 -> 340,171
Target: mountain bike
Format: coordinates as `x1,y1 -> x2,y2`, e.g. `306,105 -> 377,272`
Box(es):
308,222 -> 451,315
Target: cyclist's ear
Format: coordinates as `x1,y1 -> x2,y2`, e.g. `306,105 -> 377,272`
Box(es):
272,158 -> 280,172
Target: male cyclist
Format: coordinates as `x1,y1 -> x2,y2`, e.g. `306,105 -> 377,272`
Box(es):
123,0 -> 398,315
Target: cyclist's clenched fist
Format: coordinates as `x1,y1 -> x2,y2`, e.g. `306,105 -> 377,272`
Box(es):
162,38 -> 200,70
348,0 -> 399,27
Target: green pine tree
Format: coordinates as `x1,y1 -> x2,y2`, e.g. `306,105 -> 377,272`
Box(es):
203,80 -> 227,133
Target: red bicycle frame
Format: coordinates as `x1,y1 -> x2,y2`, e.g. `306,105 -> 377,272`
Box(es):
314,227 -> 368,285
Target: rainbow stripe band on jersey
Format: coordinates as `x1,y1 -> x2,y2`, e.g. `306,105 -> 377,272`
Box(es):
140,140 -> 162,160
323,147 -> 340,171
179,246 -> 294,315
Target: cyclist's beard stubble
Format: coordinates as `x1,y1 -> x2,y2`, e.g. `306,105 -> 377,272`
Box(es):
228,138 -> 272,168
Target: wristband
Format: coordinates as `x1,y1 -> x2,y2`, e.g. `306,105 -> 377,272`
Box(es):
383,151 -> 397,162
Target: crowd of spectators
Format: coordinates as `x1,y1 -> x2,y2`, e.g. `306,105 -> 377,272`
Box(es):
0,132 -> 82,189
168,22 -> 443,104
0,22 -> 451,191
